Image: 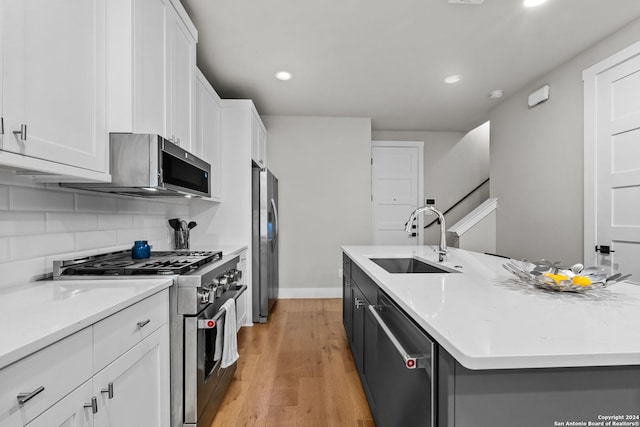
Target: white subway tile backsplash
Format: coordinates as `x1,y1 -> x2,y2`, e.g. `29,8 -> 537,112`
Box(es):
0,238 -> 10,262
117,198 -> 148,214
148,237 -> 172,251
131,215 -> 145,229
143,217 -> 167,229
147,199 -> 189,215
47,212 -> 98,233
0,186 -> 9,211
98,213 -> 134,230
144,227 -> 171,241
0,257 -> 48,289
0,211 -> 46,236
75,192 -> 118,213
0,179 -> 197,288
75,230 -> 118,251
11,233 -> 75,260
11,187 -> 74,212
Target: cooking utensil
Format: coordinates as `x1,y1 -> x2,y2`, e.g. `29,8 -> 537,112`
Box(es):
606,273 -> 632,285
605,273 -> 621,283
181,220 -> 188,232
168,218 -> 181,231
188,221 -> 197,230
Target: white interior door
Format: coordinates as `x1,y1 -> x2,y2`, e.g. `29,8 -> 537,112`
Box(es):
584,44 -> 640,284
372,141 -> 423,245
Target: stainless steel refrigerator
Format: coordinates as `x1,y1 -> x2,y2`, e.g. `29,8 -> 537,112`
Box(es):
252,167 -> 279,323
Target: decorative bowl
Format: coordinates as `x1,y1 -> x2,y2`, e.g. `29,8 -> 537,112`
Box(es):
502,259 -> 631,293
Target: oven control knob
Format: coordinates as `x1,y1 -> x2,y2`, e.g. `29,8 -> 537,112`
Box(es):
227,269 -> 238,282
214,275 -> 228,288
198,290 -> 210,304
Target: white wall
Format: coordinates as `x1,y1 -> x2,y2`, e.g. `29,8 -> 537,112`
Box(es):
489,17 -> 640,263
262,116 -> 372,297
373,122 -> 490,245
0,171 -> 189,289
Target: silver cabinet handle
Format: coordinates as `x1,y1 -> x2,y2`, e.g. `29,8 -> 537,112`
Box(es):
84,396 -> 98,414
354,297 -> 364,309
1,117 -> 4,135
137,319 -> 151,328
17,386 -> 45,405
368,305 -> 431,370
13,124 -> 27,141
101,382 -> 114,399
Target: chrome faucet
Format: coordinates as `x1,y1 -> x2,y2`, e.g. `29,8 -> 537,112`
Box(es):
404,205 -> 447,262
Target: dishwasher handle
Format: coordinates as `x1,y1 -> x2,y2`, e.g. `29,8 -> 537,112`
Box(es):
368,304 -> 431,371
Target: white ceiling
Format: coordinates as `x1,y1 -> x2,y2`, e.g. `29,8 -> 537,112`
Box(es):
181,0 -> 640,132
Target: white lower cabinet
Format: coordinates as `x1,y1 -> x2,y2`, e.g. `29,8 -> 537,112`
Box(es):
93,326 -> 169,427
26,381 -> 94,427
0,328 -> 93,427
236,249 -> 248,330
0,289 -> 170,427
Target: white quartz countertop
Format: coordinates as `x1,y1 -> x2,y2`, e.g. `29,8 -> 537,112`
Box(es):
0,278 -> 172,369
342,245 -> 640,370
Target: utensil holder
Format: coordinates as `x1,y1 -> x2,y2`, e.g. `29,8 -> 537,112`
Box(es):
175,230 -> 190,250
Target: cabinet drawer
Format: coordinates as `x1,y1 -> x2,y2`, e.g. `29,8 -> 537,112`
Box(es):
0,328 -> 92,427
351,263 -> 377,303
94,290 -> 169,373
25,380 -> 93,427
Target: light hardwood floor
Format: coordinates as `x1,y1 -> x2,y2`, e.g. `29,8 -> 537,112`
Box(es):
210,299 -> 375,427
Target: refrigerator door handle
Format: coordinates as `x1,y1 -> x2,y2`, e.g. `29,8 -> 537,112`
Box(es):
271,198 -> 279,244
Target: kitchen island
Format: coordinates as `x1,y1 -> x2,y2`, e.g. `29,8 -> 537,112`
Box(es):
342,245 -> 640,427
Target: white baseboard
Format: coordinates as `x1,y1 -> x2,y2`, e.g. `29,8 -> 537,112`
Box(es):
277,287 -> 342,299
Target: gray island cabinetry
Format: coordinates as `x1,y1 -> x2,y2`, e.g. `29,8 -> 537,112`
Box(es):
342,247 -> 640,427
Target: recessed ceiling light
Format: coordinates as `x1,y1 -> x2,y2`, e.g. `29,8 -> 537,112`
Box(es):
275,71 -> 292,81
489,89 -> 504,99
444,74 -> 461,84
523,0 -> 548,7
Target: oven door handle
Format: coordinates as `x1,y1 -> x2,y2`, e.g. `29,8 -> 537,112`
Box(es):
198,308 -> 226,329
233,284 -> 247,300
198,285 -> 247,329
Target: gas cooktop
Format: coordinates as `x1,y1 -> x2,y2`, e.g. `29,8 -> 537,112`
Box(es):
54,250 -> 223,276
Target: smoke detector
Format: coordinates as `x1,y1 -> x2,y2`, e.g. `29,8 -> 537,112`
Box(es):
448,0 -> 485,4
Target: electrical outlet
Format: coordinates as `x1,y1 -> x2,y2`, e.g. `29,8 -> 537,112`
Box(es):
338,268 -> 343,279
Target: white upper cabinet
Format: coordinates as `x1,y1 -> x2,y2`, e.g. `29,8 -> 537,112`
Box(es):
107,0 -> 168,136
0,0 -> 110,180
195,69 -> 223,201
166,3 -> 197,152
251,110 -> 267,169
107,0 -> 197,151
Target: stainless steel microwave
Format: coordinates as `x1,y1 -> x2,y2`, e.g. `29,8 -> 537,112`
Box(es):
65,134 -> 211,198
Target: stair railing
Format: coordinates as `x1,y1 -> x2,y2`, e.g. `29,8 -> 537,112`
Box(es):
424,178 -> 490,229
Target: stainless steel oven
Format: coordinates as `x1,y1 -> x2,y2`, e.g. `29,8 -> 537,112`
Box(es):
53,250 -> 245,427
182,275 -> 246,427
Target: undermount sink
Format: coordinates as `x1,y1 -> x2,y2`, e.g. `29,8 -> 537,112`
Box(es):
369,257 -> 452,274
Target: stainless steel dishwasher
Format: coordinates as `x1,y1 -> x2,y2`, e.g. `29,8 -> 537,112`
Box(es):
368,292 -> 436,427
